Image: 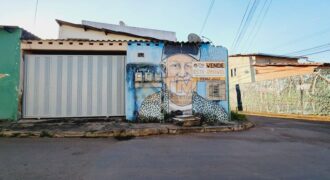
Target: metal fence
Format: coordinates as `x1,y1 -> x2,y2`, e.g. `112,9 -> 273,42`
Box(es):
23,54 -> 126,118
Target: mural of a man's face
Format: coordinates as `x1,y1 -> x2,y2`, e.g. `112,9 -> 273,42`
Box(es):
165,54 -> 197,108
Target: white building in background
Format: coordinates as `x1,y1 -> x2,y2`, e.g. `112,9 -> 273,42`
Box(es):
56,19 -> 177,41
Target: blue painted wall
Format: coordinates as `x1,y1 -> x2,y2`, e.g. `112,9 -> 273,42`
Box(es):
126,42 -> 230,123
199,44 -> 229,113
125,42 -> 164,120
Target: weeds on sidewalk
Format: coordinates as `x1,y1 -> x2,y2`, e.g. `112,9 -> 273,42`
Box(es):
40,131 -> 53,137
231,111 -> 247,122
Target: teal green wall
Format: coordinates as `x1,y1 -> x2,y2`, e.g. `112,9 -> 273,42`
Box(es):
0,28 -> 22,121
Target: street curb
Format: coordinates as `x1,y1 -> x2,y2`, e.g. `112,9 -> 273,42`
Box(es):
241,111 -> 330,122
0,121 -> 254,138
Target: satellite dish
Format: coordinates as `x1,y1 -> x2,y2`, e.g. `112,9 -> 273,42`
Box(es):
188,33 -> 202,42
119,21 -> 126,26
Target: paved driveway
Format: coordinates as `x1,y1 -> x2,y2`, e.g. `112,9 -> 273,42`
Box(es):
0,116 -> 329,180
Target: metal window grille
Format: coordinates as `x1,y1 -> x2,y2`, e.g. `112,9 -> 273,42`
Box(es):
207,81 -> 226,100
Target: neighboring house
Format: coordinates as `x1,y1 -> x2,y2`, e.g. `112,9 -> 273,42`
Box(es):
231,64 -> 330,115
0,26 -> 39,121
228,53 -> 330,114
56,19 -> 177,41
253,63 -> 330,82
228,53 -> 301,87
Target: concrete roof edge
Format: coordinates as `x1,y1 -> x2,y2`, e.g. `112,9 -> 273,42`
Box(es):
253,62 -> 329,67
56,19 -> 175,41
229,53 -> 304,59
22,39 -> 212,45
81,20 -> 176,35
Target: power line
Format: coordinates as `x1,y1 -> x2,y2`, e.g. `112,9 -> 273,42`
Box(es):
233,0 -> 260,53
233,0 -> 258,52
199,0 -> 215,36
240,0 -> 269,52
300,49 -> 330,56
33,0 -> 39,27
231,0 -> 253,50
246,0 -> 272,52
235,0 -> 260,51
284,43 -> 330,55
267,26 -> 330,52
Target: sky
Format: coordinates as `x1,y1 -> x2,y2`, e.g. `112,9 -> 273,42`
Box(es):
1,0 -> 330,62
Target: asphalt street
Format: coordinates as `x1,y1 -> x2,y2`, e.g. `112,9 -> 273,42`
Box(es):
0,116 -> 329,180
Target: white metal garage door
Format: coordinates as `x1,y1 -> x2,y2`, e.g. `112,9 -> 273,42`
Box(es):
23,54 -> 125,118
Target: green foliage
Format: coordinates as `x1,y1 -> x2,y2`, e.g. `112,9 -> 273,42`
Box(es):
231,111 -> 247,121
39,131 -> 53,138
137,116 -> 161,123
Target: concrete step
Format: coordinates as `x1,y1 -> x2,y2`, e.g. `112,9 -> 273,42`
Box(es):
173,115 -> 201,127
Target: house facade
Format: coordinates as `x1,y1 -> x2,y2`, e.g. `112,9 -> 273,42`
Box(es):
228,53 -> 301,87
1,20 -> 230,123
228,53 -> 330,116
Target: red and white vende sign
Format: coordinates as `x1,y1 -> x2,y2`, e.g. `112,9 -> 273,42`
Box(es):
192,62 -> 225,80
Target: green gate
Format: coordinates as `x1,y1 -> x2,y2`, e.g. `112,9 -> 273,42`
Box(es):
0,27 -> 22,121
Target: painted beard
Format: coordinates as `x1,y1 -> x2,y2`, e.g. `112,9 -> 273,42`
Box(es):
169,92 -> 192,106
166,78 -> 196,106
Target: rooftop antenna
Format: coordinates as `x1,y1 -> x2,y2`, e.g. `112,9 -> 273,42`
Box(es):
119,21 -> 126,26
201,36 -> 213,44
188,33 -> 202,42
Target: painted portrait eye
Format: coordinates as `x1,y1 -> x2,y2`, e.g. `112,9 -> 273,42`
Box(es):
185,63 -> 192,68
170,63 -> 180,68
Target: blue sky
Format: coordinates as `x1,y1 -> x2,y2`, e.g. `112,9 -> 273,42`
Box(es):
1,0 -> 330,62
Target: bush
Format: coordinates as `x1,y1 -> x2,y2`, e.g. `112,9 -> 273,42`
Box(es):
231,111 -> 247,121
40,131 -> 53,137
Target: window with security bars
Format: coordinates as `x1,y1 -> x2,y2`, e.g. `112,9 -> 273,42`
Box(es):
207,81 -> 226,100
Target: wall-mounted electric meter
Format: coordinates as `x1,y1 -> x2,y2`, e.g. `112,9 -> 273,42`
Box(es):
155,73 -> 162,81
135,72 -> 143,82
145,72 -> 153,82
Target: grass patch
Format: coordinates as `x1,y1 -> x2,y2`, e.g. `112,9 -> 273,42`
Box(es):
40,131 -> 53,138
231,111 -> 247,121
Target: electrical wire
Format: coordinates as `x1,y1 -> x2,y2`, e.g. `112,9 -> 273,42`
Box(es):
246,0 -> 272,52
233,0 -> 259,52
300,49 -> 330,56
240,0 -> 269,52
231,0 -> 253,50
267,26 -> 330,52
233,0 -> 260,53
199,0 -> 215,36
33,0 -> 39,27
284,43 -> 330,55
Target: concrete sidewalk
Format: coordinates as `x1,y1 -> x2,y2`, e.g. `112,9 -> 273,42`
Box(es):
241,111 -> 330,122
0,120 -> 254,138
